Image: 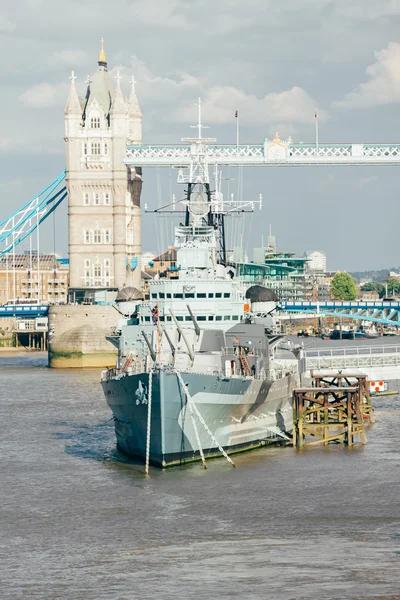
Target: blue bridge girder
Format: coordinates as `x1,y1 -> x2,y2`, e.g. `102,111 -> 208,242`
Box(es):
0,305 -> 49,318
0,171 -> 67,259
277,301 -> 400,327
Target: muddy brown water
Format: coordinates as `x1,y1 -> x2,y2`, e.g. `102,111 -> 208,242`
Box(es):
0,346 -> 399,599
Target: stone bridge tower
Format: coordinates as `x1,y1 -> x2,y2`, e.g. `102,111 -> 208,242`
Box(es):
64,40 -> 142,302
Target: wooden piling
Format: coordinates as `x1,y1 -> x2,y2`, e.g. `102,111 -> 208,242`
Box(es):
292,377 -> 368,448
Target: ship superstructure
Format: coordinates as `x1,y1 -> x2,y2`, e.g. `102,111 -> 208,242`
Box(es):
101,101 -> 303,468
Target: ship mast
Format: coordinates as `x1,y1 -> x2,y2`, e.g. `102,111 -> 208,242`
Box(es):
181,99 -> 227,263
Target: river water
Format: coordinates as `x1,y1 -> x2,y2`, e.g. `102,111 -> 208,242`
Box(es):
1,346 -> 400,600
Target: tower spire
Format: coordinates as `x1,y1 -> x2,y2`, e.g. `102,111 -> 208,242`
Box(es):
98,38 -> 107,70
65,70 -> 82,115
128,75 -> 141,117
111,71 -> 127,114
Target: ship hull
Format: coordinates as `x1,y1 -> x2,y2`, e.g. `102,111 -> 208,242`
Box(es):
102,369 -> 297,467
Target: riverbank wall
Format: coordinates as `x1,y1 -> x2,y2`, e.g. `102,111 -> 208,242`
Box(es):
48,305 -> 119,368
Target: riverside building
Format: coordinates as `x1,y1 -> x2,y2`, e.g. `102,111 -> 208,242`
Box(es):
0,252 -> 69,304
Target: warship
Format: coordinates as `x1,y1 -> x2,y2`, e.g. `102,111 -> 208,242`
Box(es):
101,104 -> 304,468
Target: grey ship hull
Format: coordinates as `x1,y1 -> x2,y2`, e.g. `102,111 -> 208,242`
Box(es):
102,369 -> 297,467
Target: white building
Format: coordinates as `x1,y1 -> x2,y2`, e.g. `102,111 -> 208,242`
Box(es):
305,250 -> 327,273
141,252 -> 155,270
64,41 -> 142,301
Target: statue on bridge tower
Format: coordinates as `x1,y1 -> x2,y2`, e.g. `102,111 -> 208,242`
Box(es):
64,40 -> 142,302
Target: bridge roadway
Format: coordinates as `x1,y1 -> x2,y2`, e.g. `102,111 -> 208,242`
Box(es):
277,300 -> 400,326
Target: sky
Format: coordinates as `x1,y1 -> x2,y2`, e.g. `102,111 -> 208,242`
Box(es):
1,0 -> 400,271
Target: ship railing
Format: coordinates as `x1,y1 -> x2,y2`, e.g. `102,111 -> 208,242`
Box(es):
101,368 -> 117,382
221,347 -> 263,357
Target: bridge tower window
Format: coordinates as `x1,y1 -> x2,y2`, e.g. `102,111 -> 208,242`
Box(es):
90,116 -> 100,129
91,142 -> 101,155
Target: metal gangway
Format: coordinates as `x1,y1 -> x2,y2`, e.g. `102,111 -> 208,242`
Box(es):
304,343 -> 400,371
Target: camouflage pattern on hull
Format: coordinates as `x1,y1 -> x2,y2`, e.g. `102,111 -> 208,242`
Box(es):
102,369 -> 297,467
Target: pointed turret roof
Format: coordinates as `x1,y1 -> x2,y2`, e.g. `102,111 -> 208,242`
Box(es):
82,40 -> 113,121
128,76 -> 141,117
65,71 -> 81,115
110,71 -> 128,114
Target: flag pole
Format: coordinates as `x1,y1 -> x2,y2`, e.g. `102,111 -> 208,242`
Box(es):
315,108 -> 319,155
235,110 -> 239,147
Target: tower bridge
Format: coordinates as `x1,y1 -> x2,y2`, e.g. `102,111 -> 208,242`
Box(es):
1,42 -> 400,313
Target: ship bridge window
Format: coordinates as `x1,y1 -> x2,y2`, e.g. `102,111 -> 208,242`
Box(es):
197,293 -> 206,298
224,316 -> 231,320
216,293 -> 222,298
144,316 -> 150,322
233,315 -> 239,320
173,293 -> 183,299
185,293 -> 195,299
159,293 -> 165,299
176,316 -> 183,321
151,293 -> 157,299
167,293 -> 171,299
224,293 -> 230,298
167,316 -> 172,321
185,316 -> 191,321
197,316 -> 206,321
208,293 -> 214,298
160,316 -> 165,322
216,315 -> 222,321
208,316 -> 214,321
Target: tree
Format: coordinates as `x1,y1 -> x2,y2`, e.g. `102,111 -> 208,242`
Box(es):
360,281 -> 385,297
385,277 -> 400,297
331,272 -> 358,300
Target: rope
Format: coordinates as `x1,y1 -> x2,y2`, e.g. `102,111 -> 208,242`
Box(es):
145,370 -> 153,474
174,369 -> 235,468
188,401 -> 207,469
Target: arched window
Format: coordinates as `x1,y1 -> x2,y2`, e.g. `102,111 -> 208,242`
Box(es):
94,264 -> 102,278
90,116 -> 100,129
83,142 -> 87,155
104,230 -> 111,244
94,193 -> 100,205
104,192 -> 111,205
84,230 -> 90,244
93,230 -> 101,244
83,193 -> 90,206
104,142 -> 108,155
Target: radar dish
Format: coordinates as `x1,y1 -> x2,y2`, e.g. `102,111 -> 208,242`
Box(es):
189,191 -> 209,217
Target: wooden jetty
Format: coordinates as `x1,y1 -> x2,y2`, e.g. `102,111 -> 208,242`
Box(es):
292,372 -> 373,448
312,371 -> 375,424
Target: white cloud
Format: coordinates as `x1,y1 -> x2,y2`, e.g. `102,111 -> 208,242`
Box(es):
334,42 -> 400,109
129,0 -> 188,29
50,49 -> 90,68
0,15 -> 15,32
176,85 -> 326,131
19,82 -> 68,108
